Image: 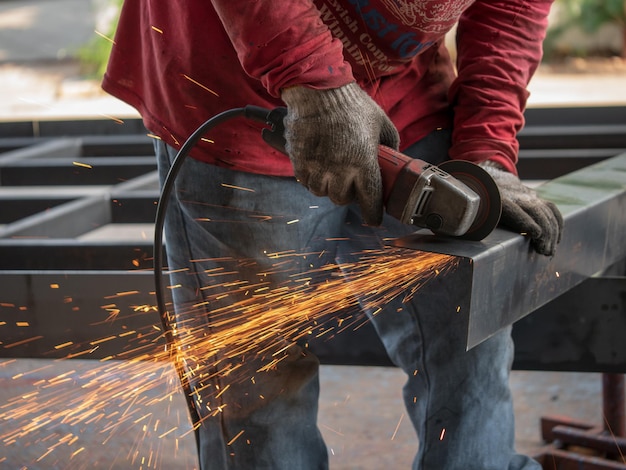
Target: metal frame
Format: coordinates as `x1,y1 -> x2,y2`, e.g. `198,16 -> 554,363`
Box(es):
2,107 -> 626,469
396,152 -> 626,350
1,106 -> 626,362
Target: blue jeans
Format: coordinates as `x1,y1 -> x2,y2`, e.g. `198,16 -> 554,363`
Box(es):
155,130 -> 540,470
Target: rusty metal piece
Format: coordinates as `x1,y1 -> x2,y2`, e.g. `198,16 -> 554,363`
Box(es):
541,415 -> 598,443
550,425 -> 626,455
538,410 -> 626,470
537,448 -> 626,470
603,374 -> 626,437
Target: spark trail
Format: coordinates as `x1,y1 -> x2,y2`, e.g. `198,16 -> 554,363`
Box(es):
0,246 -> 455,467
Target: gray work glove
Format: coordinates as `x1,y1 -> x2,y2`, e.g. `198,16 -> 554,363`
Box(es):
480,161 -> 563,256
281,82 -> 400,226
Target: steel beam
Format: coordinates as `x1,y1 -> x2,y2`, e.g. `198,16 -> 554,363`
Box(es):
2,270 -> 625,374
517,148 -> 625,180
0,271 -> 163,360
0,240 -> 156,270
0,138 -> 82,163
1,110 -> 626,362
511,276 -> 626,373
0,156 -> 156,186
394,152 -> 626,350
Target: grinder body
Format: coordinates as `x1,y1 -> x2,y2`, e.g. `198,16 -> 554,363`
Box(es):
259,106 -> 501,240
379,145 -> 481,237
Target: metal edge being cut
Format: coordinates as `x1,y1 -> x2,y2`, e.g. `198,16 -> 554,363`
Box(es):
393,152 -> 626,350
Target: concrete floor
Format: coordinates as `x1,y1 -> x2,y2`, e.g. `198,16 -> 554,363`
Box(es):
0,358 -> 606,469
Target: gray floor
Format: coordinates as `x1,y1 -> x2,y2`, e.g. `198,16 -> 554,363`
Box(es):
0,358 -> 605,469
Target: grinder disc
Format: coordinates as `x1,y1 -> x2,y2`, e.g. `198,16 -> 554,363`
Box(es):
438,160 -> 502,241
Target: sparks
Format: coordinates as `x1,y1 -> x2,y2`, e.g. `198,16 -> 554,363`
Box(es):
391,413 -> 404,440
94,29 -> 115,45
226,429 -> 245,446
0,246 -> 456,467
182,74 -> 220,97
221,183 -> 255,192
101,114 -> 124,125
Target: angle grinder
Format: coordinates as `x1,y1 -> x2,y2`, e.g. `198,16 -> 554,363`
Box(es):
260,107 -> 502,241
153,105 -> 503,427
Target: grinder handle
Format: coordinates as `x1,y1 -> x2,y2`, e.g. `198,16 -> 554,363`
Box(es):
377,145 -> 417,204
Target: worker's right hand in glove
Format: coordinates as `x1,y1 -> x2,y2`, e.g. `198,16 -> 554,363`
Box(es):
480,161 -> 564,256
281,82 -> 400,226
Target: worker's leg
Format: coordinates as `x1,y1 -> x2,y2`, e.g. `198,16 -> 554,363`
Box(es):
336,129 -> 540,470
340,216 -> 539,470
155,141 -> 345,470
366,259 -> 537,470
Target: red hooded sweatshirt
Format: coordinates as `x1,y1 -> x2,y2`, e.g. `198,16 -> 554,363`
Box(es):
102,0 -> 552,176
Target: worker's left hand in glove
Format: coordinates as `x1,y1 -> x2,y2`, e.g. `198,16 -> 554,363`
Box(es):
480,161 -> 563,256
281,82 -> 400,226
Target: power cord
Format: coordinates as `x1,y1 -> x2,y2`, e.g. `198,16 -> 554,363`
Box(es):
152,105 -> 285,432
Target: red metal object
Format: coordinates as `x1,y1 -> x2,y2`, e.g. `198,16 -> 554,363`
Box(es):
604,374 -> 626,438
536,374 -> 626,470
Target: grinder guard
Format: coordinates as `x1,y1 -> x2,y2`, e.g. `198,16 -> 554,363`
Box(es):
379,145 -> 501,240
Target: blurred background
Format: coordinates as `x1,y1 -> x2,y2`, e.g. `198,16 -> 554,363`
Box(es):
1,0 -> 625,119
0,1 -> 625,469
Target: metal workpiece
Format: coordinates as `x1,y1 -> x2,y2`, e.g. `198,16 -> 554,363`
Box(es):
0,271 -> 161,359
1,109 -> 626,365
512,276 -> 626,373
394,152 -> 626,350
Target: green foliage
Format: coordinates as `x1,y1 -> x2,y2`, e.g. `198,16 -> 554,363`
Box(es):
75,0 -> 123,79
76,33 -> 115,78
544,0 -> 625,59
562,0 -> 625,33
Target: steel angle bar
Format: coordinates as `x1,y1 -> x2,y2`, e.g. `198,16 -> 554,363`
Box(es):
0,270 -> 160,360
394,152 -> 626,350
80,134 -> 154,157
518,123 -> 626,149
0,196 -> 75,224
512,276 -> 626,373
0,137 -> 48,154
35,118 -> 147,138
0,156 -> 156,186
0,239 -> 156,270
0,195 -> 111,239
0,138 -> 82,163
522,106 -> 626,126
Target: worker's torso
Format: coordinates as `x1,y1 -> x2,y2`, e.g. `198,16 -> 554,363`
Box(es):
103,0 -> 465,175
314,0 -> 472,78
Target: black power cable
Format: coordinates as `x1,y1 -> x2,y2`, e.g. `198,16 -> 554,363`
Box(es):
152,105 -> 284,432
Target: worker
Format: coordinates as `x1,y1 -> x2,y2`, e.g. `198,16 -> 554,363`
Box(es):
103,1 -> 563,469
